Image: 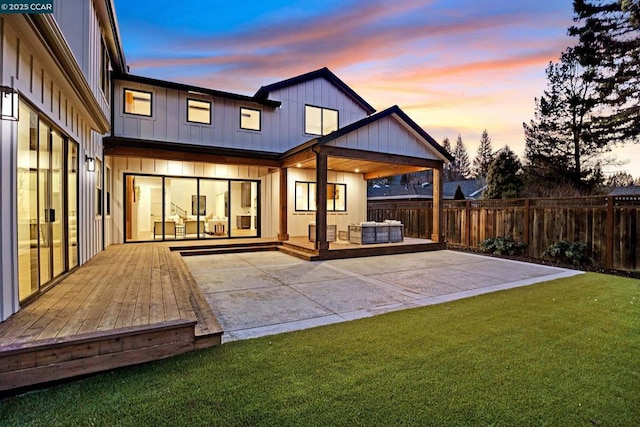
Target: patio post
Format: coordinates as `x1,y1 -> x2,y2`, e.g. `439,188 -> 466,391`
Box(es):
431,165 -> 445,243
277,167 -> 289,241
315,150 -> 329,251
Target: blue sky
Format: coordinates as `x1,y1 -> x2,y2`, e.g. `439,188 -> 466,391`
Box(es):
113,0 -> 640,178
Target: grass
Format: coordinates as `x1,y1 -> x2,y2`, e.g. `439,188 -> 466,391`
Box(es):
1,273 -> 638,426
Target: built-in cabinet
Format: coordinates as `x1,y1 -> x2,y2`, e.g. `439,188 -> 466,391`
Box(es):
236,215 -> 252,229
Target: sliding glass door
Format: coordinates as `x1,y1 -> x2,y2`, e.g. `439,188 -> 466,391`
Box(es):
125,174 -> 259,241
17,102 -> 76,302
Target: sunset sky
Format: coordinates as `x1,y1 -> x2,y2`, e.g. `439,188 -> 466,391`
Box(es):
113,0 -> 640,178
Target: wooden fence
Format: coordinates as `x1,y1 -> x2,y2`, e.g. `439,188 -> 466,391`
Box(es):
368,195 -> 640,271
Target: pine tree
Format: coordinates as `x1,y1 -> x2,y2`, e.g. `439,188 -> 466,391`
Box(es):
472,129 -> 494,179
484,146 -> 524,199
570,0 -> 640,144
441,137 -> 455,181
523,48 -> 604,191
606,171 -> 635,186
451,134 -> 471,181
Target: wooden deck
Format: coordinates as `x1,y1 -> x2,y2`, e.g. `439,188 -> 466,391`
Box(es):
0,244 -> 222,393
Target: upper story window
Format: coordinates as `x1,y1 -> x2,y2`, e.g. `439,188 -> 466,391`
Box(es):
187,99 -> 211,124
240,107 -> 261,131
305,105 -> 338,136
124,89 -> 152,116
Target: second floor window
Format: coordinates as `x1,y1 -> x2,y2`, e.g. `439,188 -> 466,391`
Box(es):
240,107 -> 261,131
305,105 -> 338,136
124,89 -> 152,116
187,99 -> 211,124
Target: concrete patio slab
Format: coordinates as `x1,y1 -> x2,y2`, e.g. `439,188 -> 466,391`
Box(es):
182,250 -> 583,342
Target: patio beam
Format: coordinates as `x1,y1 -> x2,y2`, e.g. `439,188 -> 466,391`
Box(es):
278,168 -> 289,241
431,166 -> 445,243
315,151 -> 329,251
320,146 -> 443,169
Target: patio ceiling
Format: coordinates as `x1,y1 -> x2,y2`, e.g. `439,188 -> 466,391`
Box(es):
290,156 -> 428,180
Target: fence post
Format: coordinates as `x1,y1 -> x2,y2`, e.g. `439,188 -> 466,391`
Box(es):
606,196 -> 614,269
524,198 -> 530,256
465,200 -> 471,247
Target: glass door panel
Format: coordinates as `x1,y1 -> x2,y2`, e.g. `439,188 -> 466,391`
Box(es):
200,179 -> 229,239
230,181 -> 258,238
166,177 -> 198,239
51,130 -> 65,278
38,121 -> 51,285
68,143 -> 78,269
126,175 -> 163,241
17,103 -> 39,301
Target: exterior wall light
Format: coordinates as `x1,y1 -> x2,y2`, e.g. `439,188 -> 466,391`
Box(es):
1,86 -> 19,121
86,155 -> 96,172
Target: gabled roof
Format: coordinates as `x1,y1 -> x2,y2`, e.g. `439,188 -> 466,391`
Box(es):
112,73 -> 282,108
317,105 -> 454,162
254,67 -> 376,114
608,185 -> 640,196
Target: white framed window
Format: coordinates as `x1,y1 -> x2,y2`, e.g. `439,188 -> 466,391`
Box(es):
305,105 -> 338,136
124,89 -> 152,116
187,99 -> 211,124
240,107 -> 261,131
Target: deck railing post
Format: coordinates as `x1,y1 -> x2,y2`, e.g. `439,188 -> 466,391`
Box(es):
606,196 -> 614,269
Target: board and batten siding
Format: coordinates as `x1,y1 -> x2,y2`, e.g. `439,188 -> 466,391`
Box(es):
54,0 -> 111,119
112,76 -> 372,153
0,13 -> 108,321
287,168 -> 366,238
325,115 -> 440,159
266,77 -> 370,143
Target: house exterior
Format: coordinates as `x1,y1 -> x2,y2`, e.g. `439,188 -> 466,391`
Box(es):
0,1 -> 451,322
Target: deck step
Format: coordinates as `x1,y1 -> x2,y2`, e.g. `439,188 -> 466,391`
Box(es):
169,241 -> 280,252
179,244 -> 281,257
278,245 -> 320,261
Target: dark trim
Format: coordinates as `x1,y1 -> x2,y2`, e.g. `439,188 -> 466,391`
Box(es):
186,98 -> 212,125
104,136 -> 280,166
255,67 -> 376,115
112,72 -> 281,108
294,181 -> 347,212
316,105 -> 454,162
239,107 -> 261,131
123,88 -> 152,117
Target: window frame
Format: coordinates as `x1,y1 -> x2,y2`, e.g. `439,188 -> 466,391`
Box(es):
123,88 -> 153,117
295,181 -> 346,212
304,104 -> 339,136
187,98 -> 212,125
95,158 -> 103,217
239,107 -> 261,131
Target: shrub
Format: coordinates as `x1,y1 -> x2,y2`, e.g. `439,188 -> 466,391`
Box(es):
479,236 -> 527,256
543,241 -> 592,266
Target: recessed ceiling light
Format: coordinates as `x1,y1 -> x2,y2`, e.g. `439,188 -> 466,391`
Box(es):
296,163 -> 302,168
355,168 -> 360,173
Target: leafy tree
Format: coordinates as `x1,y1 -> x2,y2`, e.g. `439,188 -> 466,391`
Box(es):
451,134 -> 471,181
442,137 -> 455,181
472,129 -> 494,179
570,0 -> 640,144
484,146 -> 524,199
606,170 -> 635,186
523,48 -> 604,191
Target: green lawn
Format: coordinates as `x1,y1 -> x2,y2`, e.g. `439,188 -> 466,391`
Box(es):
1,273 -> 638,426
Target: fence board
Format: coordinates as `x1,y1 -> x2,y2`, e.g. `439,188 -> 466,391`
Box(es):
369,196 -> 640,272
